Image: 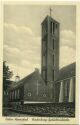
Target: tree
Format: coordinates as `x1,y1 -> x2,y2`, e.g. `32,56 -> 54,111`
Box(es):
3,61 -> 13,91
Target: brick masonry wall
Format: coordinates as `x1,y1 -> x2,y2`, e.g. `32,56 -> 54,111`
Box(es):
23,72 -> 51,102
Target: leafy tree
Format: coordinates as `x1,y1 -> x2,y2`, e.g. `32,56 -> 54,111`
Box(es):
3,61 -> 13,91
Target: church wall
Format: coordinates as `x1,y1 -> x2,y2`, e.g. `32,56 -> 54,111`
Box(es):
23,73 -> 51,102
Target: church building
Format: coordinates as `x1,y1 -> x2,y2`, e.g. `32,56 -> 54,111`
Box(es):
8,13 -> 75,105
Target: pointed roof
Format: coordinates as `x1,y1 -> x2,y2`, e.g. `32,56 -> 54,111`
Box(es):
57,62 -> 76,81
41,15 -> 59,25
9,69 -> 45,90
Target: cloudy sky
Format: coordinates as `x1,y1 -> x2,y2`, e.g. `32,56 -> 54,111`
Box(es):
3,4 -> 76,80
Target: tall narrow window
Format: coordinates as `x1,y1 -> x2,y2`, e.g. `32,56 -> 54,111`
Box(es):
14,91 -> 15,99
53,23 -> 55,34
53,55 -> 54,66
12,92 -> 14,100
18,89 -> 20,99
50,22 -> 55,34
50,21 -> 53,33
15,90 -> 16,99
53,70 -> 54,81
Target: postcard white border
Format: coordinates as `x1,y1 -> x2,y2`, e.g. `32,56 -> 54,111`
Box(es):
0,1 -> 79,124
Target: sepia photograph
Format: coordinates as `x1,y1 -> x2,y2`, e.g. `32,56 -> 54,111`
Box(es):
3,4 -> 76,117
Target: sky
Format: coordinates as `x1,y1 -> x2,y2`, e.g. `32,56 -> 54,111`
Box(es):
3,5 -> 76,80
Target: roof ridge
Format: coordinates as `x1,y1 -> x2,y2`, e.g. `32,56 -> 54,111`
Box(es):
10,70 -> 40,89
59,62 -> 76,71
17,71 -> 35,83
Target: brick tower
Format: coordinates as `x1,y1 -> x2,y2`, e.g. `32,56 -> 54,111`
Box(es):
41,15 -> 59,85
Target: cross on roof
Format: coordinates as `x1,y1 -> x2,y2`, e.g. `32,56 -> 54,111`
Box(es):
50,7 -> 52,17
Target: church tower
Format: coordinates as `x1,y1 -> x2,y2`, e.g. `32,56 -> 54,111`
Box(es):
41,14 -> 59,85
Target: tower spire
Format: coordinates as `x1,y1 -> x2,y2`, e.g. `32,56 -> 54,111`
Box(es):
50,7 -> 52,17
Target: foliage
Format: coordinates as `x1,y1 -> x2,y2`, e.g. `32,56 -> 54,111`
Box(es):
3,61 -> 13,91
